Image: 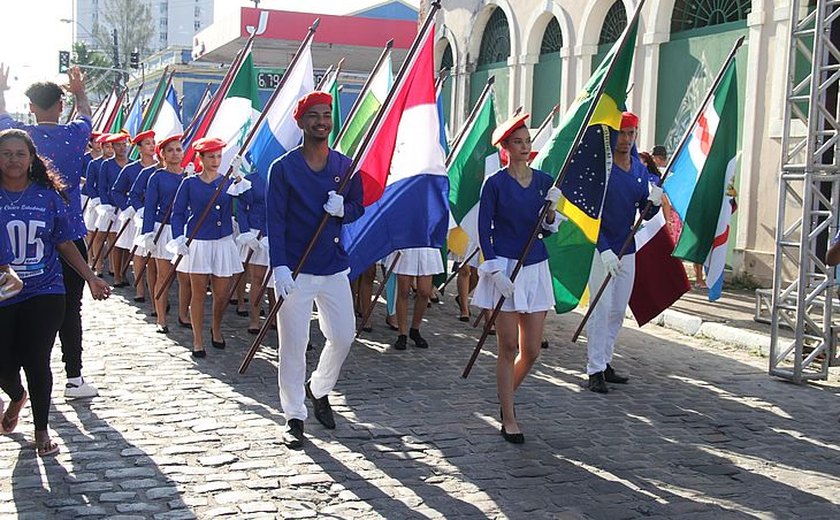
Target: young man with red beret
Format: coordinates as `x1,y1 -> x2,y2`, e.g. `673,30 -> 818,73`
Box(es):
585,112 -> 663,393
266,91 -> 364,448
0,64 -> 101,399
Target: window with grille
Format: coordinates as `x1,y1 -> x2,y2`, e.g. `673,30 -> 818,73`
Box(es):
540,18 -> 563,55
441,44 -> 453,71
477,8 -> 511,66
671,0 -> 751,32
599,1 -> 627,45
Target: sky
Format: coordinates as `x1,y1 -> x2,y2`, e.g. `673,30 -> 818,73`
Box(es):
0,1 -> 75,114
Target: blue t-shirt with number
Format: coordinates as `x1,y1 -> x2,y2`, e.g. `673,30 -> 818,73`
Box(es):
0,223 -> 12,265
0,183 -> 76,306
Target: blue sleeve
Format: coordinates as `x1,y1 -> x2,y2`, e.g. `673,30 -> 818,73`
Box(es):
128,170 -> 146,210
112,166 -> 130,209
142,174 -> 159,234
52,195 -> 77,244
170,178 -> 189,240
266,161 -> 288,268
342,164 -> 364,224
0,225 -> 13,265
238,186 -> 252,232
97,163 -> 110,204
0,114 -> 23,131
84,161 -> 99,196
478,175 -> 498,261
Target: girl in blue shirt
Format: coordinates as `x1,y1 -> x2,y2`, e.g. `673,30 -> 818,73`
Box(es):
0,129 -> 110,457
235,172 -> 273,333
167,137 -> 247,357
135,134 -> 193,335
471,115 -> 563,444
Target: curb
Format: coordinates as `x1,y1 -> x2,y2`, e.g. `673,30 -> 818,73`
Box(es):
628,308 -> 771,356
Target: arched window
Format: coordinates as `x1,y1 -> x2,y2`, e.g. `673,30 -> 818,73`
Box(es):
599,1 -> 627,45
441,43 -> 454,71
540,18 -> 563,55
477,8 -> 511,66
671,0 -> 751,33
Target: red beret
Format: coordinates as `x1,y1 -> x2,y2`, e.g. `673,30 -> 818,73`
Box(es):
90,131 -> 102,142
621,111 -> 639,129
293,91 -> 332,121
192,137 -> 226,154
156,134 -> 183,157
491,113 -> 530,147
133,130 -> 156,145
105,132 -> 130,144
95,133 -> 111,144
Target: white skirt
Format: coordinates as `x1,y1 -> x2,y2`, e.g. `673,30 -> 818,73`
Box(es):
114,217 -> 137,250
95,210 -> 119,232
151,224 -> 174,261
83,199 -> 99,231
471,257 -> 554,314
388,247 -> 444,276
176,235 -> 243,277
238,238 -> 270,267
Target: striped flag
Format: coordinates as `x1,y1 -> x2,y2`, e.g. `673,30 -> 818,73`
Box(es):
335,53 -> 392,158
151,85 -> 184,140
664,60 -> 739,301
531,17 -> 639,313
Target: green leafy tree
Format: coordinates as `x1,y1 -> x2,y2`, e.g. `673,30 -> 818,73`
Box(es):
92,0 -> 154,80
72,41 -> 113,102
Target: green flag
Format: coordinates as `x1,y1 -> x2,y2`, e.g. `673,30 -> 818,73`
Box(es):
335,55 -> 391,157
329,74 -> 341,147
531,19 -> 639,313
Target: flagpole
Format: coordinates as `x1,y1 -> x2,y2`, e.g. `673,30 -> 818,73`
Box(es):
531,102 -> 561,147
91,87 -> 115,130
122,80 -> 146,134
155,19 -> 322,301
462,0 -> 648,379
437,247 -> 479,293
180,81 -> 215,144
355,251 -> 401,337
127,69 -> 170,159
100,88 -> 127,133
570,35 -> 745,343
333,39 -> 394,146
239,2 -> 443,374
446,75 -> 495,168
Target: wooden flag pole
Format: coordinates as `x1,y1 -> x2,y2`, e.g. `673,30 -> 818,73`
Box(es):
239,2 -> 443,374
462,0 -> 648,379
356,252 -> 401,337
570,35 -> 745,343
437,247 -> 479,293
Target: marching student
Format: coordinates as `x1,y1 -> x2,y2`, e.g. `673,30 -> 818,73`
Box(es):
0,129 -> 110,457
84,135 -> 113,254
585,112 -> 662,393
135,135 -> 192,335
472,114 -> 563,443
267,91 -> 364,448
0,64 -> 101,399
93,132 -> 131,283
167,137 -> 248,357
388,247 -> 443,350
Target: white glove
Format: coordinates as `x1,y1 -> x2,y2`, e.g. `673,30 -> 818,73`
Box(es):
545,186 -> 562,212
118,206 -> 136,222
491,270 -> 515,298
89,197 -> 101,209
236,230 -> 261,251
226,177 -> 252,196
184,163 -> 196,175
542,210 -> 567,233
600,249 -> 621,278
230,155 -> 243,175
95,204 -> 115,218
323,190 -> 344,218
132,207 -> 144,227
0,270 -> 24,301
165,235 -> 190,257
134,231 -> 156,251
648,185 -> 664,206
272,265 -> 296,299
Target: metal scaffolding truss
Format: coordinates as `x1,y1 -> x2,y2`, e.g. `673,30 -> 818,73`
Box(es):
771,0 -> 840,382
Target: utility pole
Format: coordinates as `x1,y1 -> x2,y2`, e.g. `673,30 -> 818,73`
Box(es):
112,28 -> 121,88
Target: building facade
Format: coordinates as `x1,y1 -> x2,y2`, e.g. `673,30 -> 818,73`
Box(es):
435,0 -> 790,284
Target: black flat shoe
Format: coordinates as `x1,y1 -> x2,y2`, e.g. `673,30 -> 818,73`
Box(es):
236,309 -> 249,317
541,340 -> 549,349
134,296 -> 146,303
393,335 -> 407,351
211,338 -> 226,349
588,372 -> 609,393
229,298 -> 238,305
500,425 -> 524,444
112,281 -> 129,288
458,315 -> 470,322
191,349 -> 206,358
247,327 -> 260,335
155,324 -> 169,334
178,318 -> 192,329
385,318 -> 399,331
409,328 -> 428,349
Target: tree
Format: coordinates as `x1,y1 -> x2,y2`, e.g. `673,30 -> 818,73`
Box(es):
72,41 -> 114,102
92,0 -> 154,82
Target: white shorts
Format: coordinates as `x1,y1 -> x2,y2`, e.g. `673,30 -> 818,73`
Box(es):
471,257 -> 554,314
176,235 -> 244,277
388,247 -> 444,277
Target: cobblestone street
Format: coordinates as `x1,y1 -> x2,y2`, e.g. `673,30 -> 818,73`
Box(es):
2,287 -> 840,519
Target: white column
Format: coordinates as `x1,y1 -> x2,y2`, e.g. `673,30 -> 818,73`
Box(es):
572,44 -> 598,92
516,52 -> 539,118
637,31 -> 669,150
560,46 -> 573,111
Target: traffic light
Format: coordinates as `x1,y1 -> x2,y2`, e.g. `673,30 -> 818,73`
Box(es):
130,51 -> 140,69
58,51 -> 70,73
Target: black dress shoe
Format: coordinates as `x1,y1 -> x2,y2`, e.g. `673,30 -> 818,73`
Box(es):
178,318 -> 192,329
604,364 -> 628,384
283,418 -> 305,449
588,372 -> 609,393
393,335 -> 407,350
409,328 -> 428,349
306,382 -> 335,429
191,349 -> 206,358
500,425 -> 525,444
211,338 -> 226,349
541,340 -> 549,349
134,296 -> 146,303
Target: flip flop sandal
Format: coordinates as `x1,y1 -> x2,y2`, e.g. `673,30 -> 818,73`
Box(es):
2,392 -> 27,434
37,438 -> 60,457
